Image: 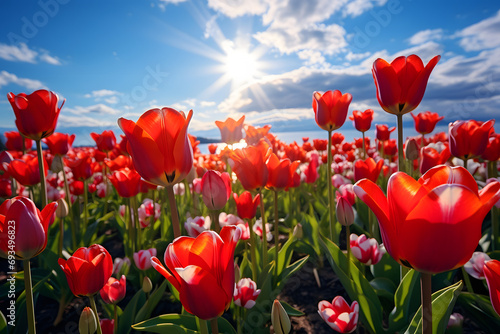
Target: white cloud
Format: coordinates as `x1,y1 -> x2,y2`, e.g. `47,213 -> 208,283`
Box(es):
84,89 -> 121,104
456,10 -> 500,51
0,71 -> 46,90
207,0 -> 267,18
408,29 -> 444,45
343,0 -> 388,17
65,104 -> 121,115
254,23 -> 347,55
200,100 -> 216,107
345,51 -> 371,62
0,43 -> 61,65
58,114 -> 116,128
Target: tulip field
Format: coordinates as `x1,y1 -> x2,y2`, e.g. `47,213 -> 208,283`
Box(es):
2,54 -> 500,334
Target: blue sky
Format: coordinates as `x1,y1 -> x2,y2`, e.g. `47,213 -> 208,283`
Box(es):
1,0 -> 499,146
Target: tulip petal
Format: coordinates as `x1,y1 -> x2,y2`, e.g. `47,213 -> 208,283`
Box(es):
478,181 -> 500,218
175,265 -> 228,320
372,58 -> 401,114
151,256 -> 180,290
118,117 -> 168,186
484,260 -> 500,316
419,165 -> 478,195
405,55 -> 440,112
402,185 -> 482,273
353,179 -> 389,231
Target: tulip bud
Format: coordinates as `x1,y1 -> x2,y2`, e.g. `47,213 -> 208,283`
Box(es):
51,155 -> 64,173
446,313 -> 464,334
464,251 -> 491,280
142,276 -> 153,293
293,223 -> 303,239
318,296 -> 359,333
201,170 -> 232,210
79,307 -> 97,334
56,198 -> 69,218
234,262 -> 241,283
336,196 -> 354,226
233,278 -> 261,309
271,299 -> 291,334
405,138 -> 419,161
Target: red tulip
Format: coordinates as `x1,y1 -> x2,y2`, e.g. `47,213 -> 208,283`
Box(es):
201,170 -> 231,210
318,296 -> 359,333
448,119 -> 495,160
304,158 -> 319,184
4,131 -> 33,151
354,165 -> 500,273
375,124 -> 396,141
482,133 -> 500,162
266,153 -> 300,191
233,278 -> 261,309
229,141 -> 270,191
208,143 -> 218,154
353,157 -> 384,183
349,109 -> 374,133
244,124 -> 271,146
100,275 -> 126,304
58,244 -> 113,296
104,155 -> 133,171
108,168 -> 141,198
0,196 -> 57,259
100,319 -> 115,334
312,90 -> 352,131
484,260 -> 500,316
410,111 -> 444,135
331,132 -> 345,146
118,108 -> 193,187
65,153 -> 93,181
313,139 -> 327,151
43,133 -> 75,156
233,191 -> 260,220
419,146 -> 450,174
152,225 -> 241,320
90,130 -> 116,152
350,234 -> 385,265
7,155 -> 49,187
372,55 -> 440,115
7,89 -> 64,140
215,116 -> 245,145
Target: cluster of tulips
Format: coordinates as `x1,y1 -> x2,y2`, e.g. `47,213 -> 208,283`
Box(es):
1,53 -> 500,334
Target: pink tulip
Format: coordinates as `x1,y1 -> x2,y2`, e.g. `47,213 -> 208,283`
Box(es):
464,251 -> 491,280
350,234 -> 386,265
233,278 -> 261,309
133,248 -> 157,270
184,216 -> 211,237
100,275 -> 126,304
201,170 -> 232,210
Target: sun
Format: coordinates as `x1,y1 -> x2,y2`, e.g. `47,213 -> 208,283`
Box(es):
223,48 -> 259,86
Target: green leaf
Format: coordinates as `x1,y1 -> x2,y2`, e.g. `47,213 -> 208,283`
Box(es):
133,313 -> 198,332
0,311 -> 7,334
404,281 -> 463,334
388,269 -> 421,332
371,252 -> 401,287
135,280 -> 168,322
370,277 -> 397,305
280,300 -> 304,317
456,292 -> 500,333
118,289 -> 147,334
320,235 -> 384,334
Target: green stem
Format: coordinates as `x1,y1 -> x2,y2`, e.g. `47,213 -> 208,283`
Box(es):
127,197 -> 136,255
198,318 -> 209,334
36,140 -> 47,207
167,185 -> 181,238
463,158 -> 468,171
23,259 -> 37,334
61,157 -> 76,249
210,210 -> 220,233
461,266 -> 474,293
258,190 -> 268,269
10,176 -> 17,197
346,225 -> 351,279
113,304 -> 118,334
273,190 -> 280,279
53,292 -> 67,326
396,114 -> 405,173
362,131 -> 366,160
89,295 -> 103,334
420,272 -> 432,334
327,130 -> 336,242
210,318 -> 219,334
58,217 -> 64,257
247,218 -> 259,282
492,206 -> 499,252
131,196 -> 141,251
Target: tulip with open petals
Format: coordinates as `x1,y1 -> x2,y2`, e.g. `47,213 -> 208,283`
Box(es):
118,107 -> 193,187
353,157 -> 384,183
215,116 -> 245,145
484,260 -> 500,316
7,89 -> 65,140
375,124 -> 396,141
372,55 -> 440,115
233,191 -> 260,220
58,244 -> 113,296
108,168 -> 141,198
354,165 -> 500,273
350,234 -> 386,265
318,296 -> 359,333
151,225 -> 241,320
229,141 -> 270,191
4,131 -> 33,152
0,197 -> 57,260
